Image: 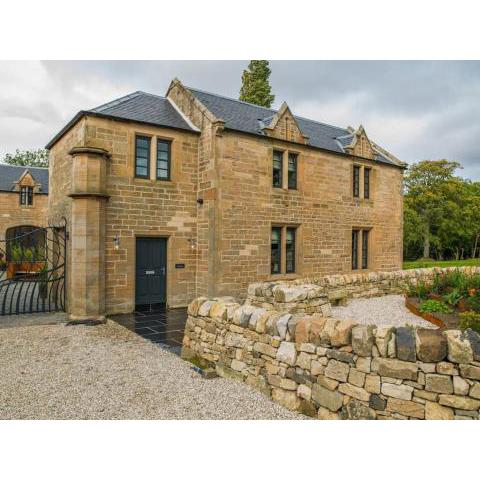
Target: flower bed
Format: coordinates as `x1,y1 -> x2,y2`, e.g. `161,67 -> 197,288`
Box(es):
406,270 -> 480,333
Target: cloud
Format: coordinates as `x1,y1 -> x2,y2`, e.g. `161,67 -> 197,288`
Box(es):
0,60 -> 478,179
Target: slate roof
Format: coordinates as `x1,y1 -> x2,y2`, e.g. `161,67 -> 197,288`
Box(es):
46,84 -> 401,167
187,87 -> 399,166
0,163 -> 49,194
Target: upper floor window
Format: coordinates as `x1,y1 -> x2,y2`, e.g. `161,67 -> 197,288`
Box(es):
287,153 -> 297,190
156,139 -> 171,180
273,150 -> 283,188
353,165 -> 360,198
20,186 -> 33,206
135,135 -> 151,178
364,167 -> 371,199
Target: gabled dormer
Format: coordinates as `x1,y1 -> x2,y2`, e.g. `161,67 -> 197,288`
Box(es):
260,102 -> 309,145
343,125 -> 374,160
11,169 -> 44,206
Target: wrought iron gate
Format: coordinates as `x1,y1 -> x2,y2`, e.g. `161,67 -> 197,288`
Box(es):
0,219 -> 66,315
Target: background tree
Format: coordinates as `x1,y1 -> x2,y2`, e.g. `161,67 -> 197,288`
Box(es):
239,60 -> 275,107
2,148 -> 49,168
403,159 -> 480,261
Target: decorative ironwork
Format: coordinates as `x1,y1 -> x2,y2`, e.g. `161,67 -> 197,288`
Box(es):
0,219 -> 66,315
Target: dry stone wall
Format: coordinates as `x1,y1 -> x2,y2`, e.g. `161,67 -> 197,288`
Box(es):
246,266 -> 480,308
182,272 -> 480,420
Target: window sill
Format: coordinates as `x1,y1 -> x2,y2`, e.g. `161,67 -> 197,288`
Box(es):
268,273 -> 301,281
134,177 -> 175,186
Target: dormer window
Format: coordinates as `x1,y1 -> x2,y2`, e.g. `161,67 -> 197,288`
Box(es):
20,186 -> 33,206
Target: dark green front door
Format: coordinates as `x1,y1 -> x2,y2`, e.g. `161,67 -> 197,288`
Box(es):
135,237 -> 167,307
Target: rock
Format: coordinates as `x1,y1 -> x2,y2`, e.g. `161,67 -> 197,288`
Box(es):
187,296 -> 208,316
273,285 -> 307,303
272,388 -> 301,410
386,398 -> 425,419
248,308 -> 268,330
371,358 -> 418,381
225,332 -> 245,348
459,364 -> 480,380
311,359 -> 326,376
320,318 -> 338,345
469,382 -> 480,399
425,374 -> 454,394
375,326 -> 395,357
317,406 -> 340,420
310,315 -> 327,345
464,328 -> 480,361
330,319 -> 357,347
231,359 -> 246,372
369,394 -> 386,411
425,401 -> 454,420
233,305 -> 256,327
276,342 -> 297,366
280,378 -> 297,391
418,362 -> 437,373
326,349 -> 355,364
255,311 -> 272,333
341,399 -> 376,420
387,332 -> 396,358
296,352 -> 312,370
413,389 -> 438,401
365,374 -> 381,394
338,383 -> 370,402
436,362 -> 458,376
438,394 -> 480,410
253,341 -> 277,358
396,327 -> 416,362
209,301 -> 227,320
348,369 -> 366,388
299,342 -> 316,353
198,299 -> 215,317
381,383 -> 413,400
352,325 -> 376,357
325,359 -> 350,382
294,317 -> 311,344
416,328 -> 447,362
320,303 -> 332,317
444,330 -> 474,364
276,314 -> 292,340
312,384 -> 344,412
356,357 -> 371,373
297,384 -> 312,401
317,375 -> 339,391
453,376 -> 470,396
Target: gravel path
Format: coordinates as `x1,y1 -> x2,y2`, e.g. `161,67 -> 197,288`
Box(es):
332,294 -> 436,329
0,320 -> 302,420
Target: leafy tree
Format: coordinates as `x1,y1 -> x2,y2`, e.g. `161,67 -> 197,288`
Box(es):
239,60 -> 275,107
2,148 -> 49,168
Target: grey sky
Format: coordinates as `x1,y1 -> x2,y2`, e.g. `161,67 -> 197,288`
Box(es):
1,60 -> 479,179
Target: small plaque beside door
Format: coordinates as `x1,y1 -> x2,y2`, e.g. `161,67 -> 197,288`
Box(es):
175,263 -> 185,269
145,270 -> 155,275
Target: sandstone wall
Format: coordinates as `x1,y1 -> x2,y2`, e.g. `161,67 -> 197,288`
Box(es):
183,273 -> 480,420
212,130 -> 404,301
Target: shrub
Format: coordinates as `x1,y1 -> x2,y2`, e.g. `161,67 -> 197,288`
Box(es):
466,294 -> 480,313
419,299 -> 453,314
459,310 -> 480,334
443,289 -> 464,307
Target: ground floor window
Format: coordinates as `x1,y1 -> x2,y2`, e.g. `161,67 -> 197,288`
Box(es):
271,225 -> 298,275
352,228 -> 370,270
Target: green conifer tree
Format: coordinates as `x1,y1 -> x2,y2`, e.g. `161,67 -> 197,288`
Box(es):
239,60 -> 275,107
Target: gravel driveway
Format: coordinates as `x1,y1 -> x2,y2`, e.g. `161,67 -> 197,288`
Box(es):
0,320 -> 301,420
332,294 -> 436,328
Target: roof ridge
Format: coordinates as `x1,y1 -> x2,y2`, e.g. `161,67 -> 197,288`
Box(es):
91,91 -> 144,113
135,91 -> 167,100
187,85 -> 349,133
186,86 -> 277,113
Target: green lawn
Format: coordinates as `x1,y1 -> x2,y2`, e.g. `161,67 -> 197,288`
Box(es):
403,258 -> 480,269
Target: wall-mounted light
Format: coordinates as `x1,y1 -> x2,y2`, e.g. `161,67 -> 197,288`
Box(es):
113,234 -> 120,250
188,238 -> 197,251
196,198 -> 204,205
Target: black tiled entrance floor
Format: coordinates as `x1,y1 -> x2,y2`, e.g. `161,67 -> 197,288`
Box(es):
110,304 -> 187,355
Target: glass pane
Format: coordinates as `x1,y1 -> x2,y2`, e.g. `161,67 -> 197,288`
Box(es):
362,230 -> 369,269
364,168 -> 370,199
273,150 -> 283,187
352,230 -> 359,270
157,169 -> 168,179
288,153 -> 297,189
157,141 -> 169,152
137,136 -> 149,148
271,227 -> 281,274
286,227 -> 296,273
353,166 -> 360,197
136,166 -> 148,177
136,157 -> 147,168
156,140 -> 170,180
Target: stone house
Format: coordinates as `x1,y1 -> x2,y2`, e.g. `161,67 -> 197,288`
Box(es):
46,78 -> 405,321
0,164 -> 49,270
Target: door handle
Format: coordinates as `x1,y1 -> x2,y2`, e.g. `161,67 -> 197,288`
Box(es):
160,267 -> 166,275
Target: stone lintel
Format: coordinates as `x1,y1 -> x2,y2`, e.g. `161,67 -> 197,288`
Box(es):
68,192 -> 110,200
